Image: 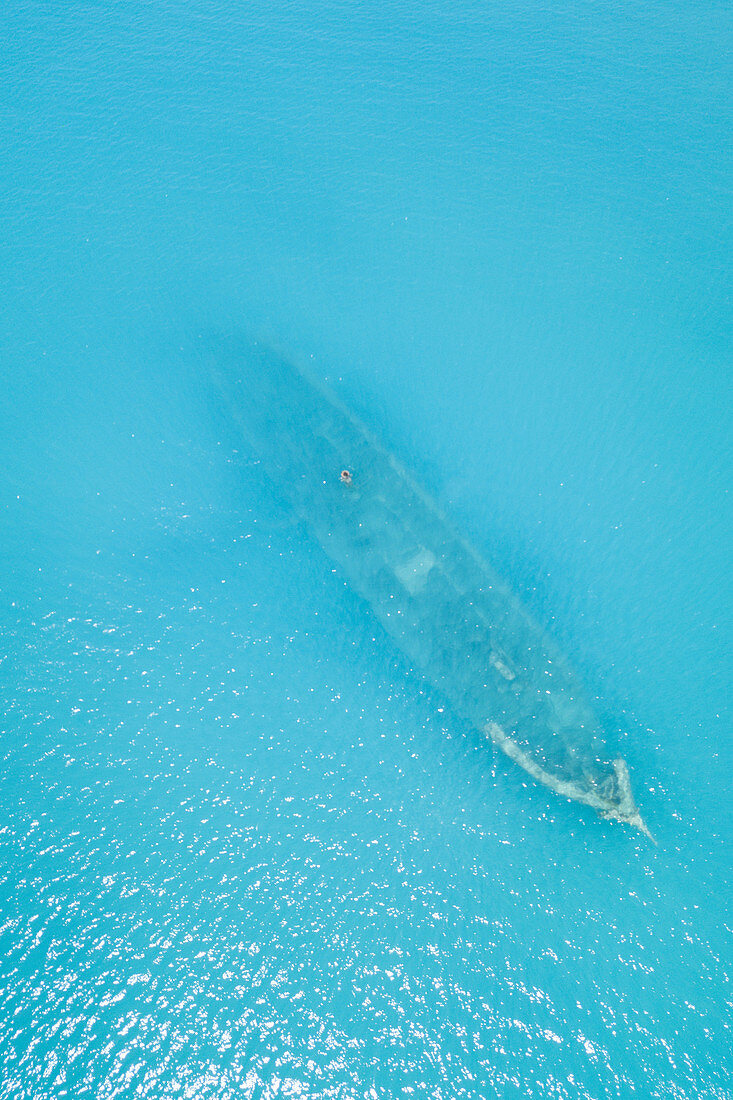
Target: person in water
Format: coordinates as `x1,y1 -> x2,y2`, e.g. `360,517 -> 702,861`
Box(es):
340,469 -> 353,485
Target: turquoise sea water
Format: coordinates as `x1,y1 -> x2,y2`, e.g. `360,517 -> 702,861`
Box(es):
1,2 -> 730,1097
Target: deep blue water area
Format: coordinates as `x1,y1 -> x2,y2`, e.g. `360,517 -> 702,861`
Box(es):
1,2 -> 730,1097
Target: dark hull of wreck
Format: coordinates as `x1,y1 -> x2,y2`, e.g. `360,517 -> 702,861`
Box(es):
212,341 -> 650,837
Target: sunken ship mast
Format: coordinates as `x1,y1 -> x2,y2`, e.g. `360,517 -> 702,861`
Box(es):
214,342 -> 651,838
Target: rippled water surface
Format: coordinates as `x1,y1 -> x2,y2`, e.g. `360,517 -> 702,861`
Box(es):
1,2 -> 730,1097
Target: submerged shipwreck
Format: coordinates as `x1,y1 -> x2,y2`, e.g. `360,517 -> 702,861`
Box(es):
214,343 -> 651,838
